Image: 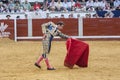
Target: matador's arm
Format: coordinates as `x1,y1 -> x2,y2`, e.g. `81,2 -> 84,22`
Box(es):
57,30 -> 70,39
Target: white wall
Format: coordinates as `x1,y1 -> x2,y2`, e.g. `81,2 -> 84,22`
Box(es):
0,11 -> 96,19
21,0 -> 44,2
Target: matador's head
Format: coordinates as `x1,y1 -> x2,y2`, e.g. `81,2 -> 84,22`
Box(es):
56,21 -> 64,30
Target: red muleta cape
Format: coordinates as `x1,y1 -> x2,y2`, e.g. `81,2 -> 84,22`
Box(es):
64,38 -> 89,69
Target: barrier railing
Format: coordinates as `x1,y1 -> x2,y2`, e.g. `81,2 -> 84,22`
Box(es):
0,18 -> 120,41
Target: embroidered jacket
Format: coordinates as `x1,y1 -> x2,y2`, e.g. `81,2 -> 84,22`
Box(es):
41,22 -> 69,39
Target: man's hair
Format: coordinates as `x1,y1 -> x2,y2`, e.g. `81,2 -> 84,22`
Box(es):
6,15 -> 11,17
56,21 -> 64,26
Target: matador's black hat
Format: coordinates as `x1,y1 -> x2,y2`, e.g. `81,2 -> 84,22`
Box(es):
56,21 -> 64,26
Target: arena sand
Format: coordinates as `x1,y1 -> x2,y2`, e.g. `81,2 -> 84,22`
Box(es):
0,38 -> 120,80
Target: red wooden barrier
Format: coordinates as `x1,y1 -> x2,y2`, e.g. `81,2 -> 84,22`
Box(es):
83,18 -> 120,36
32,18 -> 78,36
17,19 -> 28,37
1,18 -> 120,40
0,20 -> 14,39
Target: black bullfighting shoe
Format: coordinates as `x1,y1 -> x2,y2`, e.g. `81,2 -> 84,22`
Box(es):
47,67 -> 56,70
34,63 -> 41,69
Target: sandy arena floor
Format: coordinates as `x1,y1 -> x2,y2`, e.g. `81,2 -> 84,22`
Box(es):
0,38 -> 120,80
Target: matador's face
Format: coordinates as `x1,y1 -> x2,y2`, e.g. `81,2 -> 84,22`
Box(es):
57,25 -> 64,30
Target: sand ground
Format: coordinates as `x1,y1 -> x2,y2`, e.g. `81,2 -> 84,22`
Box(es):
0,38 -> 120,80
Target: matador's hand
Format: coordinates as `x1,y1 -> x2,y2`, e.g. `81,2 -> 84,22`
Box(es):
42,34 -> 47,40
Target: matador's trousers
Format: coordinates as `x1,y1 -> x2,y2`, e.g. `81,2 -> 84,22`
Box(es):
42,33 -> 53,58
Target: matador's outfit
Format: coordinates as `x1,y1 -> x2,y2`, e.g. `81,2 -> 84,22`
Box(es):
35,22 -> 69,70
41,22 -> 69,55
